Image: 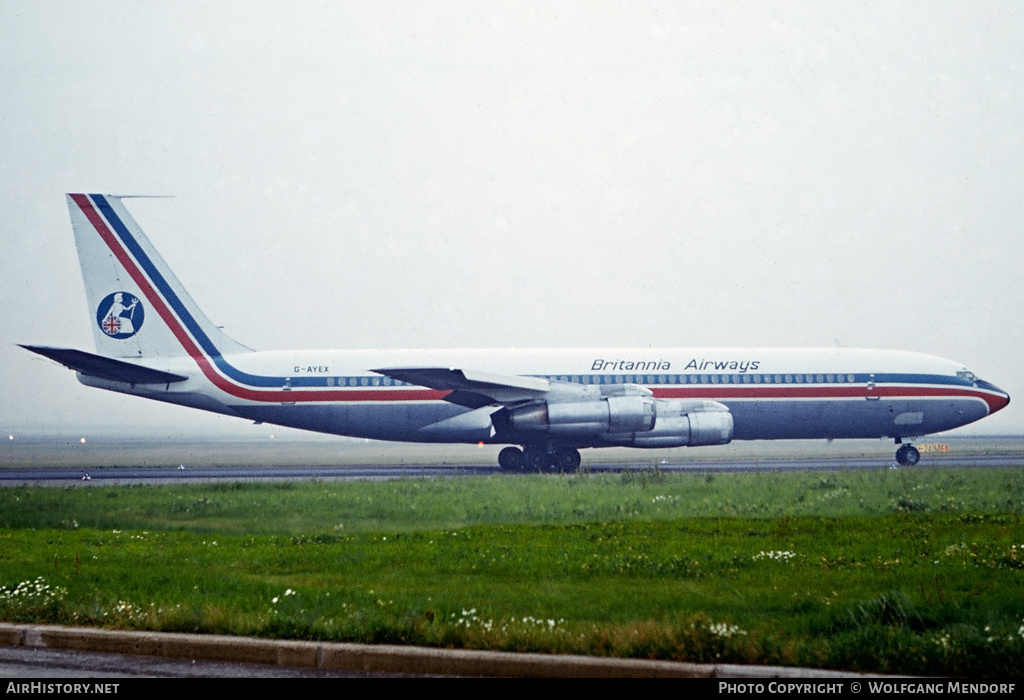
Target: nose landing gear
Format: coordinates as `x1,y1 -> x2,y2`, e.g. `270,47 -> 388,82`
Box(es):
895,443 -> 921,466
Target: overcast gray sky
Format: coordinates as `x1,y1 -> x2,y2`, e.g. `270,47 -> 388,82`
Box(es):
2,1 -> 1022,438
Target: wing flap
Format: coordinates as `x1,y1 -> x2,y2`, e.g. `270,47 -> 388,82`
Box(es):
372,367 -> 550,404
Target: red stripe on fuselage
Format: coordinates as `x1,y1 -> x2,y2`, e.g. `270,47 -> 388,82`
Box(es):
71,194 -> 448,404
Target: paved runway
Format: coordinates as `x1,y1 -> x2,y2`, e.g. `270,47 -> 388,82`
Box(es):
2,454 -> 1022,486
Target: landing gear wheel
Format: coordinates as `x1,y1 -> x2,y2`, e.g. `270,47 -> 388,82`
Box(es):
552,448 -> 582,472
895,444 -> 920,466
522,447 -> 549,473
498,446 -> 523,472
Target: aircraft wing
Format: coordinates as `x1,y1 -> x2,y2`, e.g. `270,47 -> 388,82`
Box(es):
372,367 -> 557,408
20,345 -> 188,385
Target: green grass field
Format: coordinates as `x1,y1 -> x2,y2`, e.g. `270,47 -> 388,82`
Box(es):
0,467 -> 1021,675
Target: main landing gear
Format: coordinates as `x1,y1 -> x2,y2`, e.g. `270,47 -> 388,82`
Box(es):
498,445 -> 582,473
894,441 -> 921,466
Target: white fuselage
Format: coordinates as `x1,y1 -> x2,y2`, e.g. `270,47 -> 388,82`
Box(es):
81,346 -> 1008,447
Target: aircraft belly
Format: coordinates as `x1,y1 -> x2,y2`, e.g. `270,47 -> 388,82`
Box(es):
726,397 -> 990,440
913,399 -> 989,434
230,401 -> 471,442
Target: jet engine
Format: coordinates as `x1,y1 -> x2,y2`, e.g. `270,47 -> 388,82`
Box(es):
508,395 -> 656,436
603,399 -> 733,447
505,394 -> 732,447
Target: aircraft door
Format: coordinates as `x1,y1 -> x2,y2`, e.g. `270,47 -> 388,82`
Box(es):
865,373 -> 880,401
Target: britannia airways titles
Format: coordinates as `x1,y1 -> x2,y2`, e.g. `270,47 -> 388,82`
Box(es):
590,358 -> 761,373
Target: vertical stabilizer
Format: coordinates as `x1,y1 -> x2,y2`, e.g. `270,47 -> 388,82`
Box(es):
67,194 -> 252,360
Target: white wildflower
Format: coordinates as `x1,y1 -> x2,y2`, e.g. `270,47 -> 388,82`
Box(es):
752,550 -> 795,562
708,622 -> 747,638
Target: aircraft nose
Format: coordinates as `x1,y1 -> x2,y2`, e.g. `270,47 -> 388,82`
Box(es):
975,379 -> 1010,414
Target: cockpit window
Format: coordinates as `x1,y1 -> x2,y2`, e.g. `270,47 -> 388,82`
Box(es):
956,370 -> 977,383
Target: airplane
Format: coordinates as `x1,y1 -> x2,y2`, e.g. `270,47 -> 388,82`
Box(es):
21,194 -> 1010,472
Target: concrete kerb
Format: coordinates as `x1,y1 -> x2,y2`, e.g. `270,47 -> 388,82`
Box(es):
0,623 -> 860,678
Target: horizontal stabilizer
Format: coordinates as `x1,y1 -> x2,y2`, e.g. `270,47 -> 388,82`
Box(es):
20,345 -> 188,385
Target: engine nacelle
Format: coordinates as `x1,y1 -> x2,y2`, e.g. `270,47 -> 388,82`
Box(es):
508,395 -> 655,436
601,399 -> 734,447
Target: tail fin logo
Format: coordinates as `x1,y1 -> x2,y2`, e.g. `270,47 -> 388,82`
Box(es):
96,292 -> 145,339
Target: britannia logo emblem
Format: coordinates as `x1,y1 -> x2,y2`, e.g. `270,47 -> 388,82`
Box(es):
96,292 -> 145,339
